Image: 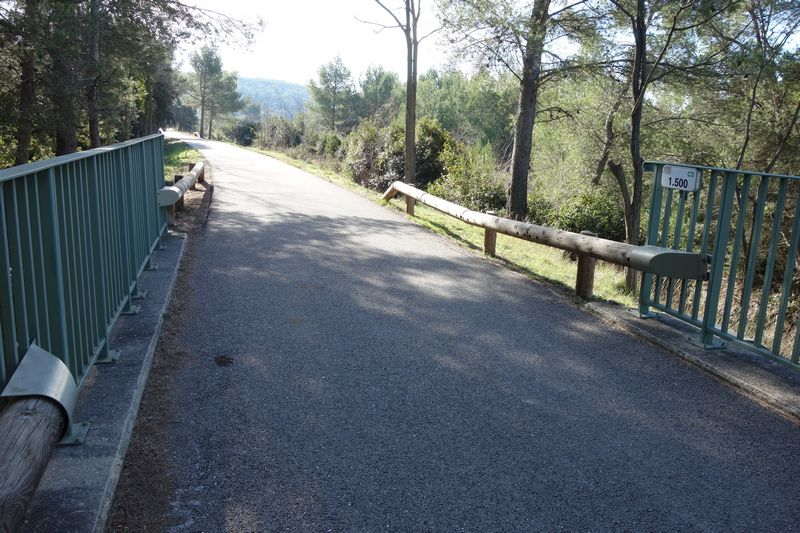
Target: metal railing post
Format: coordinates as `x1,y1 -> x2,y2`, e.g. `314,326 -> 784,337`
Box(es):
639,164 -> 664,317
41,169 -> 72,370
700,171 -> 737,347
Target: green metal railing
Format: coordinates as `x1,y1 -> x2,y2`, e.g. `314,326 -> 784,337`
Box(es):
640,161 -> 800,366
0,134 -> 167,390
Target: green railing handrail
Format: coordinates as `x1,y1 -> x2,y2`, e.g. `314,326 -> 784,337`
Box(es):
640,160 -> 800,367
0,134 -> 168,398
0,133 -> 164,183
643,161 -> 800,181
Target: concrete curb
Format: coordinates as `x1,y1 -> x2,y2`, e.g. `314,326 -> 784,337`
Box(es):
23,232 -> 187,532
584,300 -> 800,425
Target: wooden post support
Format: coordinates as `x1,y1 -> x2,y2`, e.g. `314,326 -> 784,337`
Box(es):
576,230 -> 598,299
405,195 -> 415,216
484,228 -> 497,257
0,398 -> 66,532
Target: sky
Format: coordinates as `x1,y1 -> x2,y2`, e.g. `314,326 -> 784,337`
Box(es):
181,0 -> 455,85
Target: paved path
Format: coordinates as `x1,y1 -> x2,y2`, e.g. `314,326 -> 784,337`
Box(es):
112,137 -> 800,532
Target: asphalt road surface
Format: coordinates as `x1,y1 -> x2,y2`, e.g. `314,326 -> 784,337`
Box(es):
110,136 -> 800,532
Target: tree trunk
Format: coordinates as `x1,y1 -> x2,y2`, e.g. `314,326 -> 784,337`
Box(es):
208,112 -> 214,140
592,88 -> 625,185
14,0 -> 39,165
52,55 -> 79,156
404,34 -> 417,186
199,83 -> 207,138
623,0 -> 647,292
507,0 -> 550,220
15,48 -> 35,165
86,0 -> 101,148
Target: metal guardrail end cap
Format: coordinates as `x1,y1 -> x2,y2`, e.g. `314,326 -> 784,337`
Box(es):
1,344 -> 78,435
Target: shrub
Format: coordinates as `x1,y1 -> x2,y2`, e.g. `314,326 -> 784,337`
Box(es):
320,133 -> 342,158
375,119 -> 452,190
228,121 -> 259,146
344,120 -> 388,189
415,118 -> 451,189
262,115 -> 303,148
551,192 -> 626,241
428,142 -> 506,212
378,123 -> 406,185
527,192 -> 555,225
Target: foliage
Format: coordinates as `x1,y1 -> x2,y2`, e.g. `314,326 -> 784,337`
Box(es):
185,48 -> 243,139
344,120 -> 387,189
414,118 -> 452,189
320,133 -> 342,157
228,121 -> 259,146
417,69 -> 516,159
309,57 -> 358,133
428,142 -> 506,212
550,192 -> 626,243
0,0 -> 254,166
358,66 -> 401,126
526,192 -> 555,226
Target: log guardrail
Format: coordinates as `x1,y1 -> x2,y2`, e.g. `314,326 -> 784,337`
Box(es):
158,161 -> 205,220
382,181 -> 709,299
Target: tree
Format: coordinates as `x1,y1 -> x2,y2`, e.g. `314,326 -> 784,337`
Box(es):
12,0 -> 41,164
592,0 -> 738,289
206,72 -> 243,139
727,0 -> 800,172
0,0 -> 256,165
189,47 -> 223,138
358,65 -> 399,124
508,0 -> 550,219
365,0 -> 439,186
309,57 -> 356,133
439,0 -> 593,218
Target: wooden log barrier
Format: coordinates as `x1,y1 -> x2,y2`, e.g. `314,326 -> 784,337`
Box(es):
158,161 -> 205,208
383,181 -> 708,280
0,398 -> 65,532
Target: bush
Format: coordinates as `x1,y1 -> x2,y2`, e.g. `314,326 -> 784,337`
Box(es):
320,133 -> 342,158
551,192 -> 626,241
428,142 -> 506,212
262,115 -> 303,149
344,120 -> 390,189
527,192 -> 555,225
376,119 -> 452,190
415,118 -> 451,189
228,120 -> 259,146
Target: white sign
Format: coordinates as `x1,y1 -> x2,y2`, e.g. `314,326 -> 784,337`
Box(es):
661,165 -> 700,192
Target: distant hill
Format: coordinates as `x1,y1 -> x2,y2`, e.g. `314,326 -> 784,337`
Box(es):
237,78 -> 309,118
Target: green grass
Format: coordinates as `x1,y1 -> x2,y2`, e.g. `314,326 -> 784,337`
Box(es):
249,146 -> 636,307
164,140 -> 202,184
